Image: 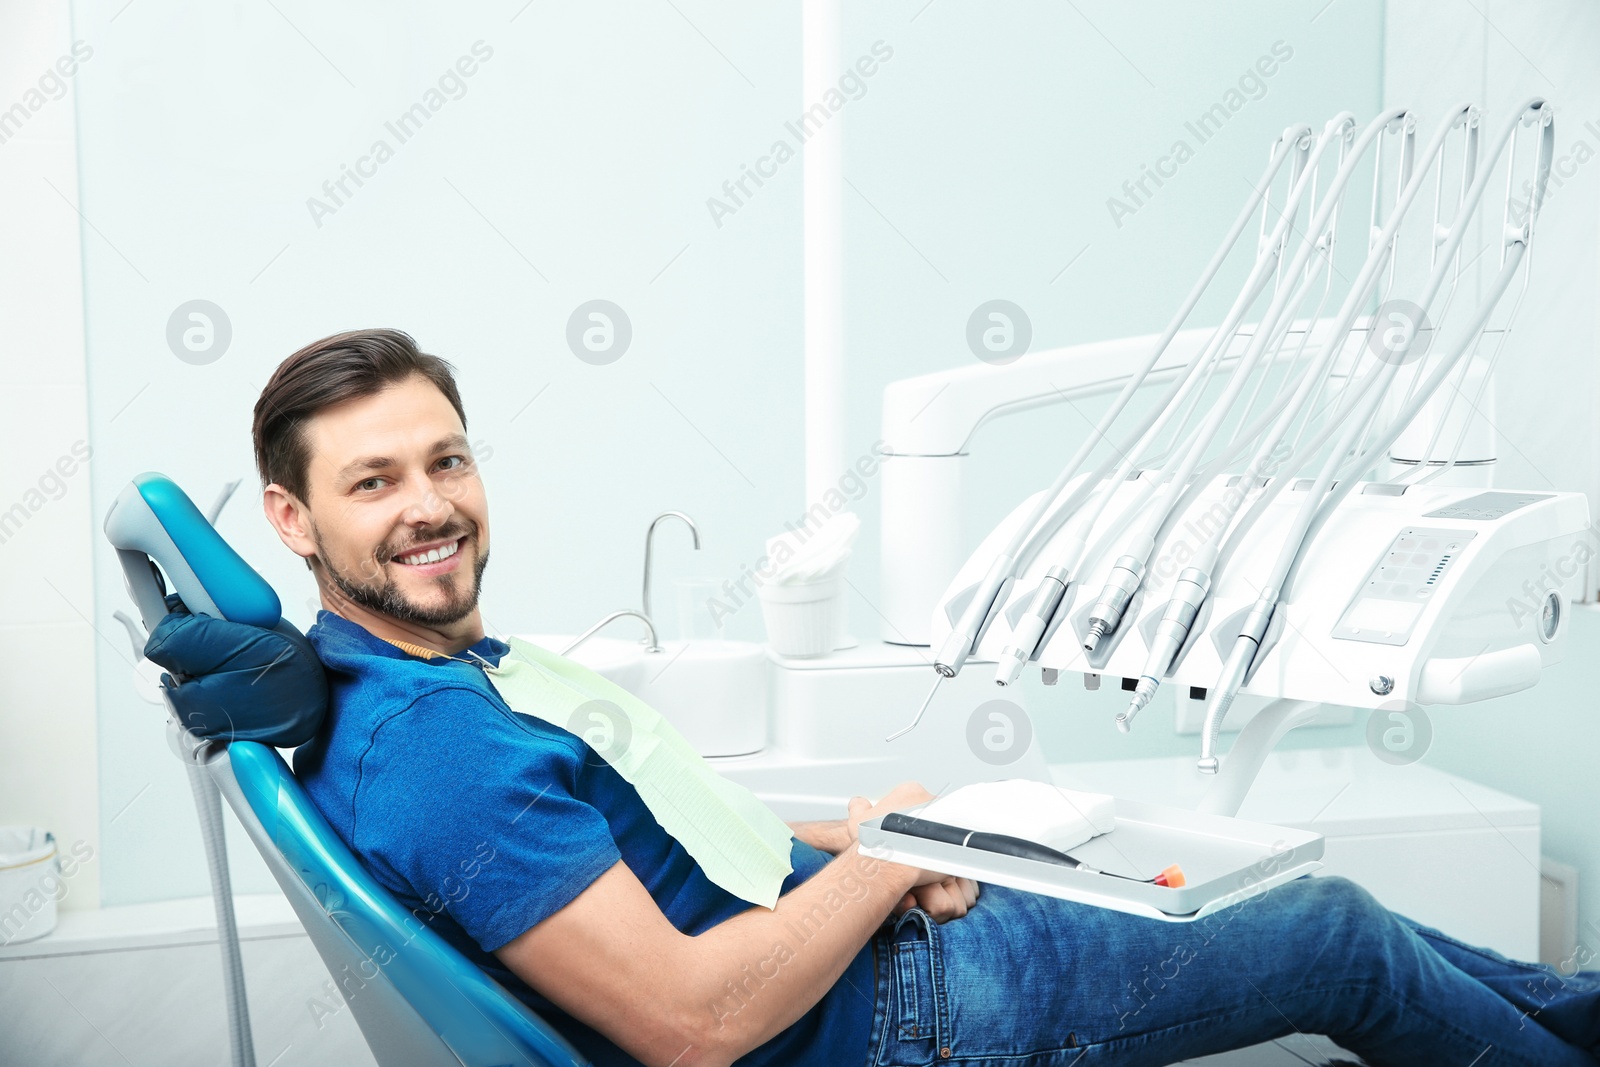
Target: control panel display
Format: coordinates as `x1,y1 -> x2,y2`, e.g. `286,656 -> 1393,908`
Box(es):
1333,527 -> 1477,646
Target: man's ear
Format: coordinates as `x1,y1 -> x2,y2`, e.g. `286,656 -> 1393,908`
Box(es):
263,484 -> 317,562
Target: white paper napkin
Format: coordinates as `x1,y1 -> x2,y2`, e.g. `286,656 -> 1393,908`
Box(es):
917,780 -> 1116,852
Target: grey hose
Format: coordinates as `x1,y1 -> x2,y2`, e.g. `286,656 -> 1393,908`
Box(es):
186,761 -> 256,1067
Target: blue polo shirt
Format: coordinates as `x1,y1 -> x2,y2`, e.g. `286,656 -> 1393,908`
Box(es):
297,610 -> 875,1067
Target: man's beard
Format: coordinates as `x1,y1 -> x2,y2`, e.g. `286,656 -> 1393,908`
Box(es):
314,523 -> 490,628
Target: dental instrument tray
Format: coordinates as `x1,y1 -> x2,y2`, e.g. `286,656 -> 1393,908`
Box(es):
858,796 -> 1323,922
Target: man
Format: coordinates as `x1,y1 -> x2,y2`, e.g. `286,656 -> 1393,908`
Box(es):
237,328 -> 1598,1066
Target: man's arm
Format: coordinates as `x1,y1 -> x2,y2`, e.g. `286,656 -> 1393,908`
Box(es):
786,818 -> 853,855
789,816 -> 980,922
494,785 -> 939,1067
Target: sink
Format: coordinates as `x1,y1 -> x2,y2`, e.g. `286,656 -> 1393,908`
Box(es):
511,634 -> 769,757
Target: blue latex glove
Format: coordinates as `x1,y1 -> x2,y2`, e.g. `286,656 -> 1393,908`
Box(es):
143,592 -> 328,747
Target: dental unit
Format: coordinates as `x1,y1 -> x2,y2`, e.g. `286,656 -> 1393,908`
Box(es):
896,99 -> 1573,810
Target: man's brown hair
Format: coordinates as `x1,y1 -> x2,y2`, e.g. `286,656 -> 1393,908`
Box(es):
252,328 -> 468,504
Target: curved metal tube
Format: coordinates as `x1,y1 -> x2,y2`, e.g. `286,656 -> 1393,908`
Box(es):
562,609 -> 661,655
642,511 -> 700,629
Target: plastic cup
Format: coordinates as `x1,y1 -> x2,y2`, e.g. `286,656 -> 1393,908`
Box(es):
0,827 -> 59,945
757,576 -> 844,657
674,577 -> 725,640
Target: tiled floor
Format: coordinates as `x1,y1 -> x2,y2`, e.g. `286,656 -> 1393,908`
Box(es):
0,933 -> 375,1066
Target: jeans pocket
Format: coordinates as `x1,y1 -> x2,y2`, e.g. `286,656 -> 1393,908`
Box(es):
885,907 -> 947,1061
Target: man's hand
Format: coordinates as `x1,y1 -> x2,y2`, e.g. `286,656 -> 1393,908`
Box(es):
893,875 -> 980,923
845,781 -> 936,845
143,592 -> 328,747
847,782 -> 980,923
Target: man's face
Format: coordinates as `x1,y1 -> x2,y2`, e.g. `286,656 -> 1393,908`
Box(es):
296,374 -> 490,628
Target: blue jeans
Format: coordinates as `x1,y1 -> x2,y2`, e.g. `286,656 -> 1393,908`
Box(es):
864,876 -> 1600,1066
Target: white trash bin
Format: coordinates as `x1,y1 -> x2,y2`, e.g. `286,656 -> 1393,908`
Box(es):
0,826 -> 60,945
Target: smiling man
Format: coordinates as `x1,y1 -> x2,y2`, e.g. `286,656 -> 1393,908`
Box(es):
247,328 -> 1600,1067
258,338 -> 489,649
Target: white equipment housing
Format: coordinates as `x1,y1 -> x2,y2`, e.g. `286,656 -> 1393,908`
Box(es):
939,476 -> 1587,710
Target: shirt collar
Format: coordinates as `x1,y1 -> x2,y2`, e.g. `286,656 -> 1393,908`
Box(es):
313,609 -> 509,668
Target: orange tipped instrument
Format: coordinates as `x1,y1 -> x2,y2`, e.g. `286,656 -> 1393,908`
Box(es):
1152,863 -> 1187,888
878,813 -> 1186,888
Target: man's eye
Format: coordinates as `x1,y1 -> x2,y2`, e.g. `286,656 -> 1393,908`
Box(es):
439,455 -> 467,471
357,477 -> 384,491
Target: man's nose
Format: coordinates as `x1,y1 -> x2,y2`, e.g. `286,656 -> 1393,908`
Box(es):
400,471 -> 454,527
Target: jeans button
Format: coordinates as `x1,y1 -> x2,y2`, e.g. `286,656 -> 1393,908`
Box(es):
940,1047 -> 951,1059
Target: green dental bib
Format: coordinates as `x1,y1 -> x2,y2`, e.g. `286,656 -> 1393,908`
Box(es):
480,636 -> 794,909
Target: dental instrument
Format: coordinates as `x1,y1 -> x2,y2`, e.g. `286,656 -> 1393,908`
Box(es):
878,812 -> 1187,887
1123,105 -> 1482,727
1197,100 -> 1553,772
562,607 -> 662,655
907,127 -> 1316,705
922,102 -> 1576,831
921,126 -> 1314,692
1082,111 -> 1409,665
990,121 -> 1354,691
886,671 -> 944,742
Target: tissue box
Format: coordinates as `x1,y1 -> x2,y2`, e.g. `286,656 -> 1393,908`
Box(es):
917,780 -> 1116,853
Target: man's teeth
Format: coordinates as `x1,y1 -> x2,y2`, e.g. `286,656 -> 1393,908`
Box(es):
398,539 -> 460,566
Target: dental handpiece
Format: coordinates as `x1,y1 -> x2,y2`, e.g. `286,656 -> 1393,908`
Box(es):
1081,130 -> 1356,658
994,564 -> 1073,687
1198,593 -> 1277,772
1083,549 -> 1148,652
933,554 -> 1015,681
932,134 -> 1315,689
1120,562 -> 1213,731
886,670 -> 947,743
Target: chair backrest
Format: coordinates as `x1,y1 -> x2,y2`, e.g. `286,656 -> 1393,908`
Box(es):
210,740 -> 587,1067
106,473 -> 589,1067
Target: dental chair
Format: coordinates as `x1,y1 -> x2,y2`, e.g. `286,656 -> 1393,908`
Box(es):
104,472 -> 589,1067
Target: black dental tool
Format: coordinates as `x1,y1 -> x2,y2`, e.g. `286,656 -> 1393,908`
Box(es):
879,812 -> 1185,887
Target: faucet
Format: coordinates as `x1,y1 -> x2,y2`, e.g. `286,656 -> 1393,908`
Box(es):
562,609 -> 662,656
642,511 -> 701,634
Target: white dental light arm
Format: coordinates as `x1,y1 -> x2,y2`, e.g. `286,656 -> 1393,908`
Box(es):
1197,100 -> 1554,772
918,127 -> 1313,686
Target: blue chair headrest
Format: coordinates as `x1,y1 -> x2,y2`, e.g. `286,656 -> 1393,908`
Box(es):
105,472 -> 281,632
106,473 -> 327,747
